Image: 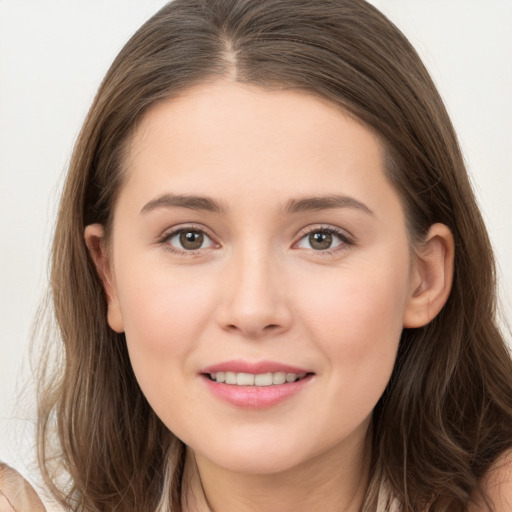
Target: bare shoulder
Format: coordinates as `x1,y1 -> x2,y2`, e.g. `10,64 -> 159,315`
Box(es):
0,462 -> 46,512
469,450 -> 512,512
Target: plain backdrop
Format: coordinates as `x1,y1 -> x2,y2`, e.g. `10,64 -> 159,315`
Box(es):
1,0 -> 511,477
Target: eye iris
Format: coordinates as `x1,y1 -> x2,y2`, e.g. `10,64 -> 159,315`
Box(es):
179,230 -> 204,250
309,231 -> 332,250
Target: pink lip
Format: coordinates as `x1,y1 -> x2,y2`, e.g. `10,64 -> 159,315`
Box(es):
201,360 -> 310,375
200,360 -> 314,410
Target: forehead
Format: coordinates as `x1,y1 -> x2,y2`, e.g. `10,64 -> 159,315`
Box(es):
125,82 -> 385,184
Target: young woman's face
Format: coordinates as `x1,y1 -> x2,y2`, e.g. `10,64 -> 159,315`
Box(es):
102,82 -> 420,475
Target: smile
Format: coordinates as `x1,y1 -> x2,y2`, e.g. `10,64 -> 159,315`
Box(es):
207,371 -> 308,386
200,362 -> 314,409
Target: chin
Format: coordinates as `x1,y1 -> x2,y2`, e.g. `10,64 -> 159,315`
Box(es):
191,431 -> 332,477
210,450 -> 305,476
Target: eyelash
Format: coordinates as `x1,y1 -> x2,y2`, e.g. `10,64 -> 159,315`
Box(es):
158,225 -> 354,255
158,225 -> 218,256
294,225 -> 354,255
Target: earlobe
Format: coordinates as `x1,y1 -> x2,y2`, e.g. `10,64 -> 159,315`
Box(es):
403,223 -> 454,328
84,224 -> 125,333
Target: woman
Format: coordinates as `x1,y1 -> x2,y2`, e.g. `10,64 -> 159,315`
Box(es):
4,0 -> 512,510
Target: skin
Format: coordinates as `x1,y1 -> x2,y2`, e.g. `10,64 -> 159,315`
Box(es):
86,82 -> 454,512
0,464 -> 46,512
469,451 -> 512,511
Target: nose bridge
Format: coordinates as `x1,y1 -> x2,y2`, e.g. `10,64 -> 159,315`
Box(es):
217,238 -> 291,337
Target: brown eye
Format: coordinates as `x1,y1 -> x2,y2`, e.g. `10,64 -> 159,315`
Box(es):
165,228 -> 215,252
179,230 -> 204,250
308,231 -> 333,250
295,228 -> 348,252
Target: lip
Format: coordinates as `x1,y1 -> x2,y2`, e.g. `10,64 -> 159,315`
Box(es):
200,360 -> 314,409
201,360 -> 311,375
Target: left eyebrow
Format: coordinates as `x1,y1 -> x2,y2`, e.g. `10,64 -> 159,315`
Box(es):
285,194 -> 374,216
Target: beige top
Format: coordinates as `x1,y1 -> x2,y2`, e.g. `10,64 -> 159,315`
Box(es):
0,462 -> 396,512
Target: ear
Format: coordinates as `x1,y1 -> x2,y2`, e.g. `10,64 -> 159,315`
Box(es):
403,223 -> 454,328
84,224 -> 124,333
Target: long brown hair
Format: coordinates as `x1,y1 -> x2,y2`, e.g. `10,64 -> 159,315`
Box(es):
36,1 -> 512,510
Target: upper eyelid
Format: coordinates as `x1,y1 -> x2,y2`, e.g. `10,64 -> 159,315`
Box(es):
295,224 -> 354,241
159,223 -> 216,240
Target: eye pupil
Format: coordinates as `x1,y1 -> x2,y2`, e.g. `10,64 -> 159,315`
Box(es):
180,230 -> 204,250
309,231 -> 332,250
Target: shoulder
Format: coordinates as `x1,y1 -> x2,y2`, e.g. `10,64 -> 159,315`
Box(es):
0,462 -> 47,512
469,450 -> 512,512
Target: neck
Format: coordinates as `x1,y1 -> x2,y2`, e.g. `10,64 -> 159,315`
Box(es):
180,431 -> 371,512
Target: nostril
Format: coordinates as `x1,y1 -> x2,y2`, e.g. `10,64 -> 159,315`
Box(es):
224,323 -> 282,334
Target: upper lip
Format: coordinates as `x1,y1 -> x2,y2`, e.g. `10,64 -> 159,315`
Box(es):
200,360 -> 312,375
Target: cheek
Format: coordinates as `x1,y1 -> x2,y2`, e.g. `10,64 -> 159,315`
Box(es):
302,264 -> 408,344
296,260 -> 409,399
115,269 -> 220,429
114,265 -> 217,384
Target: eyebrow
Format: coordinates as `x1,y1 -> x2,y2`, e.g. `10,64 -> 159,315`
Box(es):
285,194 -> 374,216
140,193 -> 228,214
140,192 -> 374,216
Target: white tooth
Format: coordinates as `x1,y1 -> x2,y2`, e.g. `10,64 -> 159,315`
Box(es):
237,373 -> 255,386
254,373 -> 273,386
225,372 -> 237,384
285,373 -> 298,383
273,372 -> 286,385
297,373 -> 306,380
210,373 -> 216,380
216,372 -> 225,383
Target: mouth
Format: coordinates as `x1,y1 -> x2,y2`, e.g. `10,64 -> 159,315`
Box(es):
200,361 -> 314,408
204,371 -> 310,386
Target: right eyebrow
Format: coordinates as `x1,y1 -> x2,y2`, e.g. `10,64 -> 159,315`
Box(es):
140,193 -> 228,215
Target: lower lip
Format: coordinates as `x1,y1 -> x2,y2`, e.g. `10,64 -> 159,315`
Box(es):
201,374 -> 313,409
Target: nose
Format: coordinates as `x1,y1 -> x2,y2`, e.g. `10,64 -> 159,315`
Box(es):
215,247 -> 293,339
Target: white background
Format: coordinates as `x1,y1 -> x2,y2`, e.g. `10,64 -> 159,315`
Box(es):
1,0 -> 511,476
